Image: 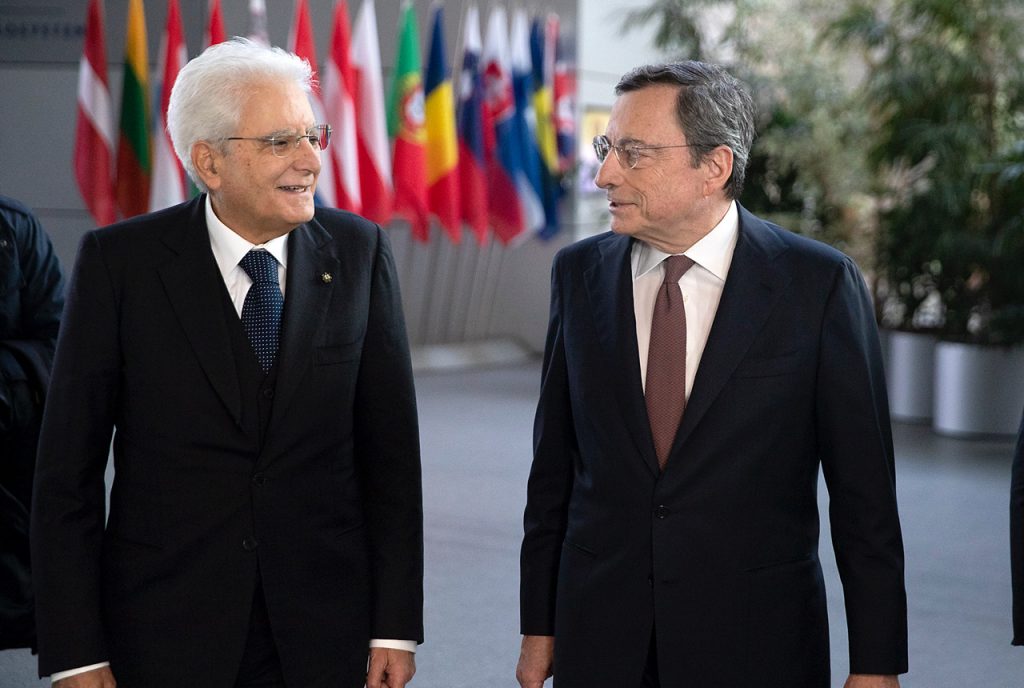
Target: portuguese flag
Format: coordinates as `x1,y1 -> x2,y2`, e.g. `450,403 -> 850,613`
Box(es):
387,2 -> 428,242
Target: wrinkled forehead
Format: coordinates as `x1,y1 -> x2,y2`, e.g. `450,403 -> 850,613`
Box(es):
607,84 -> 684,144
236,79 -> 316,133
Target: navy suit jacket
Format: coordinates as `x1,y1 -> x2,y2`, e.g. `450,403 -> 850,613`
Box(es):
521,205 -> 907,687
31,196 -> 423,687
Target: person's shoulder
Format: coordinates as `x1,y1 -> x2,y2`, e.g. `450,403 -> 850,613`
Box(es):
310,207 -> 384,249
554,230 -> 621,265
0,194 -> 34,220
0,195 -> 40,235
739,205 -> 852,269
90,198 -> 199,246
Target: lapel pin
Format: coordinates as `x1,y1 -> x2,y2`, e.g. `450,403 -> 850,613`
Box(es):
321,272 -> 333,284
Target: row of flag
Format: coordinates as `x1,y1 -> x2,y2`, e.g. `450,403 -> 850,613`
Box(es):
73,0 -> 577,245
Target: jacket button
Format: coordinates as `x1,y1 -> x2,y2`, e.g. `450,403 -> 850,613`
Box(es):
653,505 -> 670,520
242,537 -> 259,551
262,387 -> 274,398
252,473 -> 266,487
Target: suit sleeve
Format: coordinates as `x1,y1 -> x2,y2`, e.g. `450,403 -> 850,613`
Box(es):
352,228 -> 424,643
0,205 -> 64,437
816,257 -> 908,674
30,231 -> 119,676
520,255 -> 578,636
1011,409 -> 1024,645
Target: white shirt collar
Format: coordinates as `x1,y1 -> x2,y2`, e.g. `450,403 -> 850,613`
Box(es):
633,200 -> 739,281
205,194 -> 289,282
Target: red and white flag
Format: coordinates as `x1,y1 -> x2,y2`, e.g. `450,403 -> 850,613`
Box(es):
204,0 -> 226,48
289,0 -> 337,208
350,0 -> 392,225
149,0 -> 189,211
74,0 -> 116,226
321,0 -> 361,212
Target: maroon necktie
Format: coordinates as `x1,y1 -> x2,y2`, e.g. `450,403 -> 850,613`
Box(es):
645,255 -> 694,470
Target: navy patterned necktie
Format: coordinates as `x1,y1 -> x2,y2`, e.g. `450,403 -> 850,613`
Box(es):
239,249 -> 284,372
645,254 -> 695,470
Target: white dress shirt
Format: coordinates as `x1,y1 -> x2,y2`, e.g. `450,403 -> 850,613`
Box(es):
50,199 -> 412,683
633,201 -> 740,397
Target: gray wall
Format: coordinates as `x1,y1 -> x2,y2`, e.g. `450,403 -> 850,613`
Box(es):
0,0 -> 579,353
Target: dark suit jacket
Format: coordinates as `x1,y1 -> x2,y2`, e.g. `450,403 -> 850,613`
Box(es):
1011,408 -> 1024,645
521,205 -> 907,687
31,196 -> 422,687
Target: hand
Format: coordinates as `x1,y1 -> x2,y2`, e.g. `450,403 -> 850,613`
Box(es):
53,666 -> 117,688
516,635 -> 554,688
366,647 -> 415,688
844,675 -> 900,688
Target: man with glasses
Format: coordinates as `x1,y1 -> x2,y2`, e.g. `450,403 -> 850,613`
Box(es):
518,61 -> 906,688
32,39 -> 422,688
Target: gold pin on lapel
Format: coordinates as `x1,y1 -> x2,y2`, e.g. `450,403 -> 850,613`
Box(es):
321,272 -> 333,284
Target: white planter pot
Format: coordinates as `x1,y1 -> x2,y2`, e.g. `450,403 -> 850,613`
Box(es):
885,330 -> 936,423
933,341 -> 1024,437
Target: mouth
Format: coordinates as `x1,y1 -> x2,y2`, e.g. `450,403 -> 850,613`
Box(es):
278,185 -> 312,194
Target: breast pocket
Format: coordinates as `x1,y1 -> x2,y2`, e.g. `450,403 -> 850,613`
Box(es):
314,339 -> 363,365
732,351 -> 806,378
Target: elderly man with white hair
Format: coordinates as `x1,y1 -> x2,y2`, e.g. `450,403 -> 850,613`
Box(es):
32,38 -> 422,688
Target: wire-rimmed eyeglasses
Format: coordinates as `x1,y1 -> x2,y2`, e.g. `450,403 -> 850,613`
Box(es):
592,134 -> 693,169
224,124 -> 332,157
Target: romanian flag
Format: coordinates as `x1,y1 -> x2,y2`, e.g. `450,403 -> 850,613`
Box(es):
456,5 -> 488,244
204,0 -> 226,48
482,7 -> 524,244
322,0 -> 362,213
289,0 -> 337,208
115,0 -> 151,219
351,0 -> 391,225
387,2 -> 428,242
531,14 -> 560,238
148,0 -> 188,212
424,5 -> 460,243
74,0 -> 116,226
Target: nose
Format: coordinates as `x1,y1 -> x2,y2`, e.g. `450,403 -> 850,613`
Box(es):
293,136 -> 321,174
594,151 -> 621,190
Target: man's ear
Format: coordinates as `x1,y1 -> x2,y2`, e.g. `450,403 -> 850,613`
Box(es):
703,145 -> 735,197
191,141 -> 221,191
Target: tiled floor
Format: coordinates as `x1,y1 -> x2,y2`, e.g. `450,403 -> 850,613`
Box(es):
3,362 -> 1021,687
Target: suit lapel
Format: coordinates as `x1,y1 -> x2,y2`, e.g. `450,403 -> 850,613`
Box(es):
670,207 -> 792,454
268,220 -> 339,432
157,197 -> 243,426
583,233 -> 661,475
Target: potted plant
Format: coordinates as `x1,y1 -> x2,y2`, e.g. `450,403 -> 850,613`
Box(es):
831,0 -> 1024,433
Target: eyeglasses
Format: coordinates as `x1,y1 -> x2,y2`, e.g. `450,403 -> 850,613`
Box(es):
593,134 -> 693,169
224,124 -> 332,158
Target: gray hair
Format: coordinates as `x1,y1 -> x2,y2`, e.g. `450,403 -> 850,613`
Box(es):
615,61 -> 756,199
167,38 -> 314,192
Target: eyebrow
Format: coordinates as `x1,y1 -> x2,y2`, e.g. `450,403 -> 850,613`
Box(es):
612,136 -> 647,146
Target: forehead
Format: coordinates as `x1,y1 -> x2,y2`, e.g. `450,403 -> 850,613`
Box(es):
237,79 -> 315,133
607,84 -> 684,143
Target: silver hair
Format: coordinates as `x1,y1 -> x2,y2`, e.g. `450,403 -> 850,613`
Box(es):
167,37 -> 314,192
615,61 -> 756,199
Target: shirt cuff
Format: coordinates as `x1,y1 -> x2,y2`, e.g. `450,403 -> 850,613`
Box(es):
370,639 -> 417,653
51,662 -> 110,682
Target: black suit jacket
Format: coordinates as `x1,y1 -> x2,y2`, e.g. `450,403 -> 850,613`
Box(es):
521,205 -> 907,687
31,196 -> 423,687
1011,408 -> 1024,645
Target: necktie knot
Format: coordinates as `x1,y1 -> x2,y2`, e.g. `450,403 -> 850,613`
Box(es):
662,254 -> 694,284
239,249 -> 279,285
